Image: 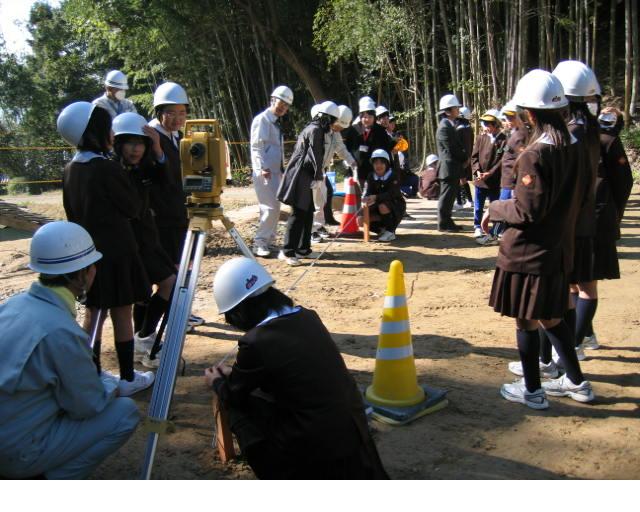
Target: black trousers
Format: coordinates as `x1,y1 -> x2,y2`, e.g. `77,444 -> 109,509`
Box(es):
283,205 -> 314,256
437,178 -> 460,229
323,175 -> 336,222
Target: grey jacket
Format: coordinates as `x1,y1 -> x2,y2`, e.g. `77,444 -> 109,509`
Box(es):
436,117 -> 468,180
0,283 -> 115,473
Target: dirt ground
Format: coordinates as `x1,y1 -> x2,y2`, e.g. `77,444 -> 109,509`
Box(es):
1,186 -> 639,480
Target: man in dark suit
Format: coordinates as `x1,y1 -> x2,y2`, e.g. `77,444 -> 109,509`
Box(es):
436,94 -> 468,232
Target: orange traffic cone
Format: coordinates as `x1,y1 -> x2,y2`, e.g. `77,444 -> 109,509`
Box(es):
339,177 -> 359,234
364,260 -> 448,425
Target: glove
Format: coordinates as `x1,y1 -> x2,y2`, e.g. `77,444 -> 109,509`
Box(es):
310,180 -> 323,190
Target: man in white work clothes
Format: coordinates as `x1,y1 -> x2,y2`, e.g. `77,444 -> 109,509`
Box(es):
250,85 -> 294,257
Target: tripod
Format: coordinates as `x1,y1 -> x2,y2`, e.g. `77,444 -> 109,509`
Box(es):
140,205 -> 253,479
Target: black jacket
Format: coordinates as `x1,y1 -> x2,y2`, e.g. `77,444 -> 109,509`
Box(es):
214,307 -> 387,477
148,130 -> 188,229
363,170 -> 406,220
344,123 -> 394,183
277,121 -> 325,211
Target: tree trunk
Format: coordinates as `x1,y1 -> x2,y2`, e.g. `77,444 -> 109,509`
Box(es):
438,0 -> 458,94
625,0 -> 632,127
609,0 -> 616,96
591,0 -> 598,69
484,0 -> 500,105
631,0 -> 638,115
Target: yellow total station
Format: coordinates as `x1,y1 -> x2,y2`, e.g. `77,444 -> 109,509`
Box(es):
180,119 -> 226,207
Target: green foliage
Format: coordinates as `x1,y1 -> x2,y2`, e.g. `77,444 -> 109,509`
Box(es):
620,128 -> 640,183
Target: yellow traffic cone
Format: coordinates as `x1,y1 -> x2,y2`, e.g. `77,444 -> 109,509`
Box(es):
366,260 -> 425,407
364,260 -> 448,425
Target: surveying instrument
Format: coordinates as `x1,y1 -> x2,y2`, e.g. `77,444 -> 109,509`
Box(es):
140,120 -> 254,479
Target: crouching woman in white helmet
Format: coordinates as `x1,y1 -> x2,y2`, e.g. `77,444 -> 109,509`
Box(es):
204,258 -> 388,479
0,222 -> 140,479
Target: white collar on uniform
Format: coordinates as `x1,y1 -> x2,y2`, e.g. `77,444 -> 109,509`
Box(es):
257,305 -> 301,326
373,169 -> 393,181
148,118 -> 179,141
71,150 -> 106,163
535,133 -> 578,146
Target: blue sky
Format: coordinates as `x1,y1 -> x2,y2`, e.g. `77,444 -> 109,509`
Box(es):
0,0 -> 61,56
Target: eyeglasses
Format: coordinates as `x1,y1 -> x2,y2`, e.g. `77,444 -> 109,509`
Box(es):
163,111 -> 187,119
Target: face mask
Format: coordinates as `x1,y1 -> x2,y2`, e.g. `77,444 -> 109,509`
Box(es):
114,90 -> 126,101
587,102 -> 599,117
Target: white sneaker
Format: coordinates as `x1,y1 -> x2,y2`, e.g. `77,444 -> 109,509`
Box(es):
378,230 -> 397,242
463,201 -> 474,209
278,250 -> 301,266
473,227 -> 484,238
311,232 -> 324,244
118,370 -> 155,397
575,344 -> 587,361
253,245 -> 271,257
475,234 -> 497,246
141,348 -> 161,369
317,227 -> 330,239
542,374 -> 595,403
582,334 -> 600,350
134,331 -> 156,362
188,314 -> 205,327
508,359 -> 559,379
500,380 -> 549,410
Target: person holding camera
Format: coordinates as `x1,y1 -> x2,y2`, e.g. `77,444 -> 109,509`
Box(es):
0,222 -> 140,479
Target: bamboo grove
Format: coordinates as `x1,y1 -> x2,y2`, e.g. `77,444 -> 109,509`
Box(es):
0,0 -> 638,173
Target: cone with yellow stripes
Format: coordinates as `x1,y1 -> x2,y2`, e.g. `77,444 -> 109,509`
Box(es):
365,260 -> 448,425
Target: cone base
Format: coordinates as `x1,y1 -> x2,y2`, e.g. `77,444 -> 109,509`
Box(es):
364,384 -> 448,426
365,384 -> 425,408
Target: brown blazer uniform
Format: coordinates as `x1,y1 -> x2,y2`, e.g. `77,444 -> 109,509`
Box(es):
569,119 -> 599,239
489,135 -> 587,276
500,127 -> 528,190
471,131 -> 506,190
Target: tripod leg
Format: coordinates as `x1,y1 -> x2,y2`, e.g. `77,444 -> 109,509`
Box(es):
140,228 -> 207,479
220,215 -> 255,259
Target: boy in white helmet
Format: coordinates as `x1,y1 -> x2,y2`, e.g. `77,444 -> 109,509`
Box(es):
92,70 -> 137,118
250,85 -> 293,258
0,222 -> 140,479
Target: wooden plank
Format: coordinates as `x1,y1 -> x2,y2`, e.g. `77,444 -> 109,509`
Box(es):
363,204 -> 370,242
213,395 -> 236,463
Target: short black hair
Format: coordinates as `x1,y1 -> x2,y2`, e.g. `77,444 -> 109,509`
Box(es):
113,134 -> 153,168
38,269 -> 83,287
154,103 -> 190,121
78,106 -> 112,153
224,287 -> 294,332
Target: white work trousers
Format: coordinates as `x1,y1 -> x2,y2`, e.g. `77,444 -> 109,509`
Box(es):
253,170 -> 282,247
312,179 -> 328,230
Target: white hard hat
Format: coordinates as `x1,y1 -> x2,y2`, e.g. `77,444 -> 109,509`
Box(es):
480,109 -> 502,122
57,101 -> 96,146
213,257 -> 275,313
29,221 -> 102,275
113,112 -> 148,137
426,154 -> 439,167
439,94 -> 461,111
514,69 -> 568,110
104,70 -> 129,90
336,105 -> 353,129
370,148 -> 390,163
153,82 -> 189,107
552,60 -> 601,98
458,106 -> 472,120
271,85 -> 294,105
598,111 -> 617,126
317,100 -> 339,118
358,96 -> 376,113
310,104 -> 321,119
501,100 -> 519,116
375,105 -> 389,117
